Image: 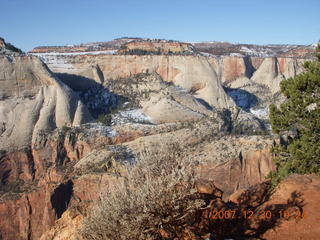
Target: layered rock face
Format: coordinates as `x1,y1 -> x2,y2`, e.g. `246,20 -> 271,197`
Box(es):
35,53 -> 307,115
208,56 -> 305,89
0,56 -> 92,149
39,54 -> 235,109
0,125 -> 115,240
104,73 -> 215,123
118,40 -> 194,54
0,38 -> 316,240
0,115 -> 275,240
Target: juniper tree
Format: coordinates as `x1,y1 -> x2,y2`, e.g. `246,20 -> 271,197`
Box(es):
269,43 -> 320,186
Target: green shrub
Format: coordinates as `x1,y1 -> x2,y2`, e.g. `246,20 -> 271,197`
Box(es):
97,114 -> 112,126
61,125 -> 71,134
268,43 -> 320,188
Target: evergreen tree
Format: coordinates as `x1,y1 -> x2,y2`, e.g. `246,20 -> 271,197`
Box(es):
269,43 -> 320,187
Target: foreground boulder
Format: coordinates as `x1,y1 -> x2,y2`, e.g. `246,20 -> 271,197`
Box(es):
228,174 -> 320,240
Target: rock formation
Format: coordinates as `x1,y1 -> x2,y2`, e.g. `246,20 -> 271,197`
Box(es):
228,174 -> 320,240
32,51 -> 307,117
0,37 -> 22,56
118,39 -> 194,55
36,54 -> 236,110
0,38 -> 317,240
0,55 -> 92,149
0,114 -> 276,240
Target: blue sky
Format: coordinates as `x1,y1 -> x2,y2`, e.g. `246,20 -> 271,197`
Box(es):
0,0 -> 319,51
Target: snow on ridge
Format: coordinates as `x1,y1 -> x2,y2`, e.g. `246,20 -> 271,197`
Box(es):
230,53 -> 244,57
199,51 -> 215,57
81,123 -> 118,137
112,109 -> 153,125
31,50 -> 117,57
34,54 -> 74,70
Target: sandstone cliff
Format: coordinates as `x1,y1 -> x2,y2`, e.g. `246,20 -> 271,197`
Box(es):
38,54 -> 236,110
34,53 -> 307,115
0,114 -> 274,240
0,38 -> 316,240
0,55 -> 92,149
118,40 -> 194,55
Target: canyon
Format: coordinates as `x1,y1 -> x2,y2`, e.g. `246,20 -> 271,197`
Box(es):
0,37 -> 319,240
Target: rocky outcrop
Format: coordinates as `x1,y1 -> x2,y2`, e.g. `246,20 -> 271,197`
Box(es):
38,173 -> 320,240
209,56 -> 305,89
0,125 -> 115,240
0,38 -> 5,48
0,114 -> 274,240
208,56 -> 258,83
228,174 -> 320,240
118,40 -> 194,54
104,73 -> 216,124
37,55 -> 236,109
221,56 -> 306,111
197,140 -> 274,198
0,37 -> 22,56
0,186 -> 56,240
34,52 -> 308,115
0,55 -> 92,149
261,175 -> 320,239
0,38 -> 316,240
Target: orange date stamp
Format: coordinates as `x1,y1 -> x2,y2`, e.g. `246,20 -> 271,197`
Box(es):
210,208 -> 307,220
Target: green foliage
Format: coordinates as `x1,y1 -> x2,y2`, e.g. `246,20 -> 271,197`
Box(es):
61,125 -> 71,134
268,42 -> 320,188
123,48 -> 160,55
97,114 -> 112,126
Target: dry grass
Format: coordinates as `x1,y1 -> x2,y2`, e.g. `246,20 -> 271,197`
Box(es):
80,140 -> 206,240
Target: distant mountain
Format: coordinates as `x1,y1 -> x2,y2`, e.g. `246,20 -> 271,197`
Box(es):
194,41 -> 316,58
30,37 -> 316,58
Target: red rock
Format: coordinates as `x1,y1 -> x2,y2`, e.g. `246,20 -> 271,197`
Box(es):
197,148 -> 275,198
222,56 -> 247,83
0,186 -> 55,240
261,175 -> 320,240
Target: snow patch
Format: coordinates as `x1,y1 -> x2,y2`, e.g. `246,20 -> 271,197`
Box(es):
230,53 -> 244,57
33,55 -> 74,70
240,46 -> 275,57
31,50 -> 117,56
199,52 -> 214,57
249,107 -> 269,119
82,123 -> 117,137
112,109 -> 153,125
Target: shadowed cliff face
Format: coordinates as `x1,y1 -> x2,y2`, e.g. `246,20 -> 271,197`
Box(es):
51,180 -> 73,218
